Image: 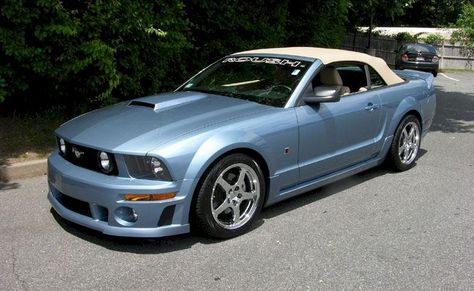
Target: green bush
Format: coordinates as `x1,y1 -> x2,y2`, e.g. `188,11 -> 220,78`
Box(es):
286,0 -> 349,48
0,0 -> 189,113
425,34 -> 444,45
0,0 -> 351,114
184,0 -> 289,72
395,32 -> 419,43
452,4 -> 474,48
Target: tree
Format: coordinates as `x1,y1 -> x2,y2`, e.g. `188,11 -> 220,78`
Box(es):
397,0 -> 474,27
184,0 -> 288,72
0,0 -> 353,113
452,4 -> 474,48
348,0 -> 412,49
286,0 -> 350,47
0,0 -> 189,112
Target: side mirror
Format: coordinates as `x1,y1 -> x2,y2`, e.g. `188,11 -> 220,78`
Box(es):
304,86 -> 341,104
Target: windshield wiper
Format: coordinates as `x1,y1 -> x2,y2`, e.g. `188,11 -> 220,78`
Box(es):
185,88 -> 254,100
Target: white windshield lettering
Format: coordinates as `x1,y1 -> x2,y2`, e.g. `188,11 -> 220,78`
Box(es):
223,57 -> 301,67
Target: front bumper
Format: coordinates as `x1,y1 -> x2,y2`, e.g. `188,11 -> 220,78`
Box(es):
48,152 -> 191,237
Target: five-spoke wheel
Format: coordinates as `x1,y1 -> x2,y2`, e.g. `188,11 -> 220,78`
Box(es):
389,115 -> 421,171
194,154 -> 265,238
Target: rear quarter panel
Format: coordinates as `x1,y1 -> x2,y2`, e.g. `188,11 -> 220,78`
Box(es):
375,73 -> 435,160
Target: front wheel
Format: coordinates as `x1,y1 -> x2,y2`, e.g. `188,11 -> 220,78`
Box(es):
388,115 -> 421,171
194,154 -> 265,238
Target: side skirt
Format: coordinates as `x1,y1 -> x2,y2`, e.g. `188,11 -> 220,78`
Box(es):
264,157 -> 383,207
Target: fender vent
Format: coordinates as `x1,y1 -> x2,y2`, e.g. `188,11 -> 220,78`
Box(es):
128,100 -> 155,109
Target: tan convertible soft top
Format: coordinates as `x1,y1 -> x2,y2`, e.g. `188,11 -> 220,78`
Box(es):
233,47 -> 404,85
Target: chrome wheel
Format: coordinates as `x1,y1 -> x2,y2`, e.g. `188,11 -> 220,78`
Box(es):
210,163 -> 260,230
398,121 -> 420,165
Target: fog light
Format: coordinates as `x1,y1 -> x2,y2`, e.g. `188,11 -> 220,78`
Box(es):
114,206 -> 138,226
125,192 -> 177,201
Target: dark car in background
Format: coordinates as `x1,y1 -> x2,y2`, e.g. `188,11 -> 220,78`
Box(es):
395,43 -> 439,76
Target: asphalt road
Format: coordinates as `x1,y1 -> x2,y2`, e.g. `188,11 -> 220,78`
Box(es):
1,72 -> 473,290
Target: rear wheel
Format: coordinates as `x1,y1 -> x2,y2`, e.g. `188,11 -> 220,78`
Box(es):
388,115 -> 421,171
194,154 -> 265,238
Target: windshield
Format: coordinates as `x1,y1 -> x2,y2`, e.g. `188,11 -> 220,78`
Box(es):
180,56 -> 311,107
404,44 -> 437,54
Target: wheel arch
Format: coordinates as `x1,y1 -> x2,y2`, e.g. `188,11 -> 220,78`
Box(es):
387,110 -> 423,171
389,96 -> 423,136
182,132 -> 273,224
190,147 -> 270,204
403,109 -> 422,131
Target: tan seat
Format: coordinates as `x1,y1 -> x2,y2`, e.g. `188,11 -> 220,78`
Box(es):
319,67 -> 351,95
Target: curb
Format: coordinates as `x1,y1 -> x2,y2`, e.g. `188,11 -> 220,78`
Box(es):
0,159 -> 47,182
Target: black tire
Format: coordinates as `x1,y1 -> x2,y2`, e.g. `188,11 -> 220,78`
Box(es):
432,71 -> 438,77
194,153 -> 265,239
388,115 -> 421,171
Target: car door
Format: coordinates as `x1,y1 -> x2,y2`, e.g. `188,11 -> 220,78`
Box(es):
296,64 -> 384,183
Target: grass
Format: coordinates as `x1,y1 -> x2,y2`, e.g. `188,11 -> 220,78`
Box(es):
0,111 -> 69,164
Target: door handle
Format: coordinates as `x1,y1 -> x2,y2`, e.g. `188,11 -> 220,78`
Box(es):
365,103 -> 379,111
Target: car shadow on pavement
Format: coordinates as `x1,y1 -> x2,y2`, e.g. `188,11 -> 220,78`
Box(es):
0,181 -> 20,191
50,151 -> 427,254
261,162 -> 397,220
50,208 -> 230,254
431,87 -> 474,133
261,149 -> 427,221
0,156 -> 20,190
50,209 -> 222,254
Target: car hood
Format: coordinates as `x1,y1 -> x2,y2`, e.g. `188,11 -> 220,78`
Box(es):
56,91 -> 271,154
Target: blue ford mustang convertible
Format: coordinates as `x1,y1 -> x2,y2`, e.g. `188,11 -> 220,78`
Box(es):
48,47 -> 436,238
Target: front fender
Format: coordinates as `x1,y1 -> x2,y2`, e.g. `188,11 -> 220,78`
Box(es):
183,130 -> 272,182
170,130 -> 272,225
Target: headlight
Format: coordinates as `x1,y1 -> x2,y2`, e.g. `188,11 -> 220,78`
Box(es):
150,157 -> 164,176
124,155 -> 172,181
97,151 -> 114,174
58,138 -> 66,155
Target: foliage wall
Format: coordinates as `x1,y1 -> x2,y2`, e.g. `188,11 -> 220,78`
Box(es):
0,0 -> 189,113
0,0 -> 352,114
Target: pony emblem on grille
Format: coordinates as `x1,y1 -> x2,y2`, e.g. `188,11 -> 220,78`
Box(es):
72,147 -> 84,159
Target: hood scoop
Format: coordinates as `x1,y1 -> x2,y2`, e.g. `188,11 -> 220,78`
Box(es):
128,100 -> 156,109
128,94 -> 208,112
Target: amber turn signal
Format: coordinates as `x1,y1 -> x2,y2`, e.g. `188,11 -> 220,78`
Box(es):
124,192 -> 176,201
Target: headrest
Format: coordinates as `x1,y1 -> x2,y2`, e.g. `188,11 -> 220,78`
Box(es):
319,66 -> 343,86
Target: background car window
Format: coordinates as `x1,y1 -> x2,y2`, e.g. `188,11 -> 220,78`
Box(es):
368,66 -> 386,89
405,44 -> 437,54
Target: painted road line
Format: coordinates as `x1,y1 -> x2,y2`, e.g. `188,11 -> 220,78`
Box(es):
439,73 -> 460,82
